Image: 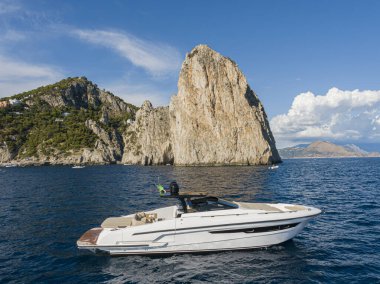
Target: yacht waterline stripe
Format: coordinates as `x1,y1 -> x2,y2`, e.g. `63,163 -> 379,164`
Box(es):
109,246 -> 263,255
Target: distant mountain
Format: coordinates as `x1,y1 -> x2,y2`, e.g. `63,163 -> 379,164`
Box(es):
278,141 -> 380,159
343,144 -> 368,155
293,143 -> 309,149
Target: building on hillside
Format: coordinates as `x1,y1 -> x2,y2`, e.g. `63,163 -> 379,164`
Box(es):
9,99 -> 21,105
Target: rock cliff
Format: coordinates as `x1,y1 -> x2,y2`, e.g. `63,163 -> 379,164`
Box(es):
31,77 -> 132,116
1,45 -> 281,166
122,101 -> 173,165
0,143 -> 14,163
85,119 -> 123,162
0,77 -> 137,165
169,45 -> 280,165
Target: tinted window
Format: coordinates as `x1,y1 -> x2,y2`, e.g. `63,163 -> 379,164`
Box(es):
190,197 -> 236,212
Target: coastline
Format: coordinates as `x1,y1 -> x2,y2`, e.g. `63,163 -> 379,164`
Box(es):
280,156 -> 380,160
2,156 -> 380,167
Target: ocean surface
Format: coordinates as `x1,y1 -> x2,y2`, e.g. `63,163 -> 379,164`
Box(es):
0,158 -> 379,283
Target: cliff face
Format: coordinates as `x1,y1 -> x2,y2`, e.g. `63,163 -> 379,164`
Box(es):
0,143 -> 14,163
0,45 -> 281,166
122,101 -> 173,165
84,119 -> 124,162
23,77 -> 132,115
121,45 -> 280,166
0,77 -> 137,165
169,45 -> 280,165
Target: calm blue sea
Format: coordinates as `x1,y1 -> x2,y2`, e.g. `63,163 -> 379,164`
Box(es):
0,159 -> 379,283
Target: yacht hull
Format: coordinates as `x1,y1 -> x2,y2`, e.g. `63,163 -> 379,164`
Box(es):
78,216 -> 314,255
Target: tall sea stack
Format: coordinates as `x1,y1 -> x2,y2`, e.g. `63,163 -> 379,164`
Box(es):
169,45 -> 280,165
123,44 -> 281,165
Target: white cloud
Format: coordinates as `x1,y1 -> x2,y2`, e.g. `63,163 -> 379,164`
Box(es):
0,55 -> 63,97
73,29 -> 181,76
271,88 -> 380,146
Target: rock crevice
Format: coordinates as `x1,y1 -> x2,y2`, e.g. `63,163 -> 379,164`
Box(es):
122,101 -> 173,165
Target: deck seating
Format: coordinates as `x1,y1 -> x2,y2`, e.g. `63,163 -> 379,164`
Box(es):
237,202 -> 284,212
284,205 -> 306,211
101,217 -> 133,228
101,212 -> 158,228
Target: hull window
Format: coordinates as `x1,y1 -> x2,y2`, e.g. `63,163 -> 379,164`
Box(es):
209,223 -> 300,234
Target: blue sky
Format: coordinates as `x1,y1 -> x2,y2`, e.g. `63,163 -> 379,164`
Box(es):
1,0 -> 380,148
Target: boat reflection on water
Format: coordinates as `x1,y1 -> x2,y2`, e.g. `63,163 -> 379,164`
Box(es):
92,240 -> 314,283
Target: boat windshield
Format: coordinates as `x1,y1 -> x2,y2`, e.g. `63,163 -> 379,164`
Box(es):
186,196 -> 238,213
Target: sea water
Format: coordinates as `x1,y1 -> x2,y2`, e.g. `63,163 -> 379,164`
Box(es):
0,158 -> 379,283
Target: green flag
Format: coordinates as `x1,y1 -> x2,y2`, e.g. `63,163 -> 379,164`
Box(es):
157,184 -> 166,196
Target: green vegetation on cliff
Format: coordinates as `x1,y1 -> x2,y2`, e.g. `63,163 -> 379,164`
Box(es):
0,104 -> 98,156
0,77 -> 137,160
11,77 -> 76,101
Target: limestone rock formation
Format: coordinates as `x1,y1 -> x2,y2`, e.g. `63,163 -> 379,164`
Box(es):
1,45 -> 281,166
0,143 -> 14,163
36,77 -> 131,116
0,76 -> 138,166
85,119 -> 123,162
169,45 -> 280,165
122,101 -> 173,165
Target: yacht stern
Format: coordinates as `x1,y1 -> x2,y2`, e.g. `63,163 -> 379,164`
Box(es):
77,227 -> 103,248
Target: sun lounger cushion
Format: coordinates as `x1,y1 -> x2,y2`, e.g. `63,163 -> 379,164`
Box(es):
101,217 -> 133,228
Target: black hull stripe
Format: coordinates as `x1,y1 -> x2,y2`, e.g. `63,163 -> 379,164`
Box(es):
133,213 -> 320,236
151,222 -> 299,242
209,223 -> 299,234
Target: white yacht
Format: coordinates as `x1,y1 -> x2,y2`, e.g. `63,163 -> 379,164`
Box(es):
268,165 -> 279,169
77,182 -> 321,255
72,165 -> 85,169
4,164 -> 17,168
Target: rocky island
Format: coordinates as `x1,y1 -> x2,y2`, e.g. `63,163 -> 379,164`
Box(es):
0,45 -> 281,166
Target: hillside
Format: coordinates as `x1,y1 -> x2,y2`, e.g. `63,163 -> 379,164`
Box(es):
0,77 -> 138,164
278,141 -> 380,159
